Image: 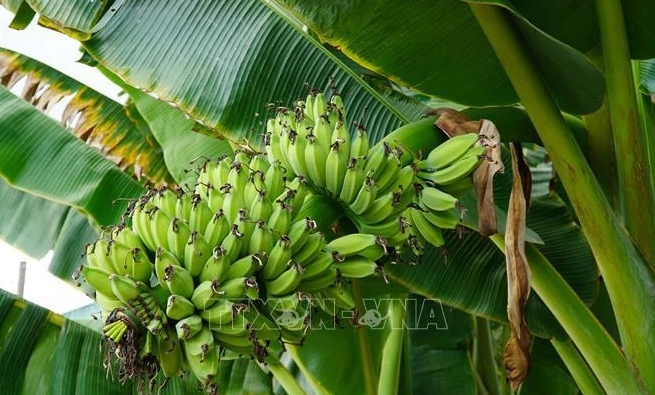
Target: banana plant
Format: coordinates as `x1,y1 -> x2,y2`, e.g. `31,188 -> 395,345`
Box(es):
1,1 -> 654,394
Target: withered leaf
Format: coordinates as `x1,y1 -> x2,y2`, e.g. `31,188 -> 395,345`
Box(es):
431,108 -> 481,137
504,143 -> 532,392
473,120 -> 504,236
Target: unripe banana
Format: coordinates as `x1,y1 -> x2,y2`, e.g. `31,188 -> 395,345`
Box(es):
191,280 -> 222,310
167,217 -> 192,262
266,263 -> 304,296
183,336 -> 219,385
287,125 -> 309,177
335,256 -> 379,279
166,294 -> 196,320
155,247 -> 179,291
325,233 -> 384,258
226,253 -> 264,280
184,231 -> 212,277
325,138 -> 348,197
212,331 -> 253,354
351,126 -> 369,158
164,264 -> 195,299
199,246 -> 231,283
203,209 -> 230,247
263,236 -> 293,280
304,94 -> 315,121
267,201 -> 292,236
220,225 -> 244,263
176,314 -> 204,340
331,117 -> 351,154
109,274 -> 147,304
374,154 -> 402,195
153,188 -> 178,218
408,206 -> 445,248
417,153 -> 483,186
287,217 -> 317,254
200,299 -> 236,327
321,283 -> 355,310
248,220 -> 275,255
85,239 -> 114,273
312,92 -> 328,126
419,186 -> 459,212
249,190 -> 273,222
95,292 -> 123,314
294,232 -> 326,267
264,127 -> 284,166
297,267 -> 338,292
182,323 -> 216,361
286,176 -> 308,218
189,196 -> 213,234
130,248 -> 153,283
82,265 -> 115,298
157,326 -> 183,378
264,160 -> 286,200
339,157 -> 366,204
421,207 -> 462,230
438,175 -> 476,197
302,251 -> 335,280
221,184 -> 246,225
219,276 -> 260,300
174,192 -> 192,222
356,216 -> 403,240
359,191 -> 395,224
350,176 -> 378,215
131,203 -> 157,252
213,310 -> 250,337
305,131 -> 328,187
363,142 -> 390,181
416,133 -> 480,171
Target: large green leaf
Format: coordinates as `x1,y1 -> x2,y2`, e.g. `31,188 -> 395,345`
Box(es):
49,208 -> 98,281
0,177 -> 68,257
24,0 -> 105,39
0,85 -> 144,226
0,290 -> 273,394
0,47 -> 174,187
81,0 -> 418,147
280,0 -> 604,114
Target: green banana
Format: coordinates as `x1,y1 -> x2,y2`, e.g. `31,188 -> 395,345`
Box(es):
264,160 -> 286,200
85,239 -> 114,273
203,209 -> 230,247
297,267 -> 338,293
321,283 -> 355,310
189,196 -> 213,234
155,247 -> 179,291
153,188 -> 178,218
350,176 -> 378,215
82,265 -> 115,298
302,251 -> 335,280
167,217 -> 192,262
336,256 -> 378,279
109,274 -> 147,304
157,326 -> 183,378
184,231 -> 212,277
417,153 -> 483,186
175,192 -> 192,221
164,264 -> 195,299
166,294 -> 196,320
200,299 -> 236,327
220,225 -> 244,263
325,233 -> 382,258
305,131 -> 328,187
339,157 -> 366,204
294,232 -> 325,267
226,253 -> 264,280
419,186 -> 459,212
199,246 -> 231,283
263,236 -> 293,280
248,221 -> 275,255
287,217 -> 317,254
408,206 -> 445,248
325,138 -> 348,197
176,314 -> 204,340
416,133 -> 480,171
351,126 -> 369,158
191,280 -> 222,310
266,264 -> 304,296
359,191 -> 395,224
267,201 -> 292,236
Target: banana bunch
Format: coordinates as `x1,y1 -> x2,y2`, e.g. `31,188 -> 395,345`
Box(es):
82,149 -> 390,391
264,91 -> 490,259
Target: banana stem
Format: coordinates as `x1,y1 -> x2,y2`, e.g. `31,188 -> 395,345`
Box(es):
473,317 -> 502,395
351,279 -> 379,395
470,3 -> 655,390
490,235 -> 643,394
377,297 -> 406,395
263,353 -> 308,395
550,339 -> 605,395
594,0 -> 655,267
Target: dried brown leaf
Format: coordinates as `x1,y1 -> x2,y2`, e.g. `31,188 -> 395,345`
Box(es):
431,108 -> 481,137
504,143 -> 532,392
474,120 -> 504,236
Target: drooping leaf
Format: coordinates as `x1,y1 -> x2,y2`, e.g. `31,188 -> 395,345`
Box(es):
0,85 -> 145,227
503,143 -> 532,392
0,47 -> 174,187
25,0 -> 106,39
280,0 -> 604,114
0,177 -> 68,258
49,209 -> 98,282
